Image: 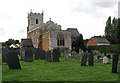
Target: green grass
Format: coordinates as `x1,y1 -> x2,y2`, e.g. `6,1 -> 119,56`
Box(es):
2,57 -> 119,81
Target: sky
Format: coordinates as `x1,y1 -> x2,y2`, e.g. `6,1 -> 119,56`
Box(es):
0,0 -> 119,42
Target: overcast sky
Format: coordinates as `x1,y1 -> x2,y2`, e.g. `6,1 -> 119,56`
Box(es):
0,0 -> 119,42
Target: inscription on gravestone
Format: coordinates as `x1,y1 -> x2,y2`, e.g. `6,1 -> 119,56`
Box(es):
6,51 -> 21,69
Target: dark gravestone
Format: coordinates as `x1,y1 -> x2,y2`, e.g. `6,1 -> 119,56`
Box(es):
112,53 -> 119,73
2,48 -> 11,62
88,51 -> 94,66
6,51 -> 21,69
81,51 -> 88,66
33,48 -> 41,60
52,49 -> 59,62
33,48 -> 46,60
40,49 -> 46,60
24,49 -> 33,62
56,48 -> 61,57
46,50 -> 52,62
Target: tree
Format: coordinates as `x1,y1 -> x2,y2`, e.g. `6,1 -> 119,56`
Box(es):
105,16 -> 118,44
3,38 -> 20,47
74,34 -> 85,53
117,18 -> 120,44
105,16 -> 113,43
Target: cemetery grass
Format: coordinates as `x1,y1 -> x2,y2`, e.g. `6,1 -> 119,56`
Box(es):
2,57 -> 118,81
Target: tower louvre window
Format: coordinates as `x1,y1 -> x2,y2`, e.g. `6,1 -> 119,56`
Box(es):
36,19 -> 38,24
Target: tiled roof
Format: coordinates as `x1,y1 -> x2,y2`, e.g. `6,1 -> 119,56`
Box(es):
66,28 -> 80,38
92,37 -> 110,44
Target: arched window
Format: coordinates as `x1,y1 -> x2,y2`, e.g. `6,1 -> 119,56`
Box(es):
57,33 -> 65,46
36,19 -> 38,24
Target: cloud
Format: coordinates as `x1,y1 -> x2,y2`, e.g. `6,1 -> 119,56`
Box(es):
90,1 -> 117,8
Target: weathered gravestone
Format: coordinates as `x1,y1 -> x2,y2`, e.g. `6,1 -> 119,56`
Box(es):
21,39 -> 33,60
24,49 -> 33,62
88,51 -> 94,66
81,51 -> 88,66
103,56 -> 108,64
46,50 -> 52,62
64,48 -> 69,61
6,51 -> 21,69
112,52 -> 119,73
52,49 -> 59,62
64,52 -> 69,61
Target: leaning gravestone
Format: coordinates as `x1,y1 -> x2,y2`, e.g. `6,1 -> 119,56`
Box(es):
52,49 -> 59,62
112,52 -> 119,73
24,49 -> 33,62
81,51 -> 88,66
88,51 -> 94,66
6,51 -> 21,69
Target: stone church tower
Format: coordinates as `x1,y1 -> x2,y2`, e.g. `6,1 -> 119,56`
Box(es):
27,11 -> 72,51
27,10 -> 44,34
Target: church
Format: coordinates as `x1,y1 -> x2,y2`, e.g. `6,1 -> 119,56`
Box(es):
27,11 -> 80,51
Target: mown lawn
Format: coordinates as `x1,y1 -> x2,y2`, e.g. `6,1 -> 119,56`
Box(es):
2,56 -> 119,82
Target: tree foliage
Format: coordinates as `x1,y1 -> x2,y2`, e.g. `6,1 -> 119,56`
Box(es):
74,34 -> 85,53
105,16 -> 120,44
3,38 -> 20,47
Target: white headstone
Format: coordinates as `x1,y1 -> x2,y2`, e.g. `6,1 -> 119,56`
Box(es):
103,56 -> 108,64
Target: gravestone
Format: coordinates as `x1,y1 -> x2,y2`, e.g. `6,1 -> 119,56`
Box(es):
2,48 -> 10,62
72,51 -> 78,59
52,49 -> 59,62
88,51 -> 94,66
112,53 -> 119,73
81,51 -> 88,66
56,48 -> 61,57
33,48 -> 41,60
97,52 -> 101,60
24,49 -> 33,62
46,50 -> 52,62
103,56 -> 108,64
64,52 -> 69,61
64,48 -> 69,61
6,51 -> 21,69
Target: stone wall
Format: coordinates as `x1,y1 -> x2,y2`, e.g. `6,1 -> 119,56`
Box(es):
50,30 -> 71,50
42,32 -> 50,51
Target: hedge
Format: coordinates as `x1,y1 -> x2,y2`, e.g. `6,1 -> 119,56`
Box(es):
87,44 -> 120,53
